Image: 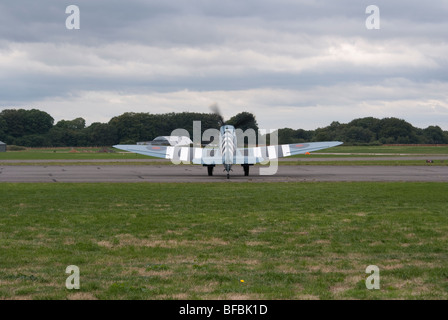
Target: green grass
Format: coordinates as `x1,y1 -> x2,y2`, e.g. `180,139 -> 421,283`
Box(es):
0,147 -> 152,160
1,146 -> 447,168
280,160 -> 448,166
0,161 -> 170,166
314,145 -> 448,155
0,182 -> 447,300
1,146 -> 447,162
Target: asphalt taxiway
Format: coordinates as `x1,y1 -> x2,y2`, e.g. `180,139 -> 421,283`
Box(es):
0,164 -> 446,183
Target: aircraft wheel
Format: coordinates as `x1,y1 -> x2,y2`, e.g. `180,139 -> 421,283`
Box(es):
207,166 -> 213,176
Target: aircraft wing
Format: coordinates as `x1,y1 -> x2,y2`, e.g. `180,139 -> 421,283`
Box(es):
113,144 -> 223,165
235,141 -> 343,164
114,141 -> 342,165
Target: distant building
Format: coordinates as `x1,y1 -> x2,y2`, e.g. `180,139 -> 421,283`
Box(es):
0,141 -> 6,152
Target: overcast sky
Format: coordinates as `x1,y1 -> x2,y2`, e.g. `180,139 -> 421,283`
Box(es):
1,0 -> 447,130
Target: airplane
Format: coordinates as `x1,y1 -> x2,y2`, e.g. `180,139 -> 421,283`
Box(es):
113,110 -> 343,179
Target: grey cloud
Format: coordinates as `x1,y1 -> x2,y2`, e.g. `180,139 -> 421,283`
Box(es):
2,0 -> 447,44
1,0 -> 448,129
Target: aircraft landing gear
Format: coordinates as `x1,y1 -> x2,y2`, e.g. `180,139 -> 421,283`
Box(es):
224,165 -> 232,179
242,164 -> 252,176
205,165 -> 215,176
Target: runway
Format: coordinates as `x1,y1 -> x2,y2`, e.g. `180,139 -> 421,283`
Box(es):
0,164 -> 447,182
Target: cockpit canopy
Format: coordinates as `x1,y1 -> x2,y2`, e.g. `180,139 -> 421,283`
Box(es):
220,125 -> 235,135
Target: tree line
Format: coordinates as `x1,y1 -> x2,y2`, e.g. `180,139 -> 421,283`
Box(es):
0,108 -> 447,147
0,109 -> 258,147
277,117 -> 448,145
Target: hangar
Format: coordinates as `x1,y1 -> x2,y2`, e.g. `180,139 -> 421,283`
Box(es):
0,141 -> 6,152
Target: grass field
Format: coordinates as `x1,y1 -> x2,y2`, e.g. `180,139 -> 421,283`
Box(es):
1,145 -> 448,161
0,147 -> 151,160
315,145 -> 448,155
0,182 -> 447,300
280,160 -> 448,166
1,146 -> 447,167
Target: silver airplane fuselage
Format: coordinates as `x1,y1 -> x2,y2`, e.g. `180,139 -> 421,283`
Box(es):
219,125 -> 237,175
